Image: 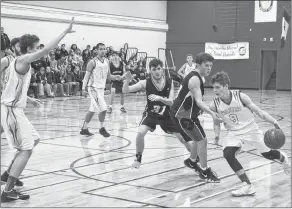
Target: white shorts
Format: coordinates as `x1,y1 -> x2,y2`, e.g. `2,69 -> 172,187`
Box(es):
221,127 -> 270,154
1,104 -> 40,150
88,87 -> 107,113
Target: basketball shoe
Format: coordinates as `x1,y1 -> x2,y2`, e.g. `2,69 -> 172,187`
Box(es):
1,189 -> 30,202
231,182 -> 256,197
184,158 -> 200,174
99,127 -> 110,137
80,128 -> 94,136
199,167 -> 220,183
132,159 -> 141,169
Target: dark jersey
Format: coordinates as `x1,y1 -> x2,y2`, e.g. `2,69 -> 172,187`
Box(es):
136,68 -> 146,80
110,62 -> 124,76
144,76 -> 172,117
171,71 -> 204,120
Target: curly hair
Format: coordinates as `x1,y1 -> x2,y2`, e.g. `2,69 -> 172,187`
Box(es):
211,71 -> 231,86
19,34 -> 40,54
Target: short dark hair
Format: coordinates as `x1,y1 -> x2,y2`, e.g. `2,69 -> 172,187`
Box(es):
96,43 -> 105,50
40,44 -> 44,48
195,52 -> 214,65
186,54 -> 193,58
112,51 -> 119,56
19,34 -> 40,54
211,71 -> 231,86
61,44 -> 65,47
10,37 -> 20,47
149,58 -> 163,69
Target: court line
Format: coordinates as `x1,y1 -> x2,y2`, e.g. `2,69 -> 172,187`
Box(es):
123,152 -> 288,207
179,170 -> 286,207
82,191 -> 169,208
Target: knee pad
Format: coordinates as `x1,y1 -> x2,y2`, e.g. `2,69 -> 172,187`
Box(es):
261,150 -> 280,160
223,147 -> 237,160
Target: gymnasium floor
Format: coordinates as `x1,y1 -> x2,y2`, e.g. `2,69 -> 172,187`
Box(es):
1,89 -> 291,207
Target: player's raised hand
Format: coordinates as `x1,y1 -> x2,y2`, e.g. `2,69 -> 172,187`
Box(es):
66,17 -> 75,33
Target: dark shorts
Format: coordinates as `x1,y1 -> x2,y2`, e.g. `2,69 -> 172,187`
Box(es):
111,81 -> 123,94
170,107 -> 206,142
139,111 -> 177,134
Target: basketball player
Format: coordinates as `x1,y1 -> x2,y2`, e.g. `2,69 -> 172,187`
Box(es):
108,51 -> 126,114
170,52 -> 222,182
80,43 -> 122,137
1,37 -> 21,135
122,58 -> 193,168
209,71 -> 290,196
177,54 -> 196,78
0,18 -> 75,202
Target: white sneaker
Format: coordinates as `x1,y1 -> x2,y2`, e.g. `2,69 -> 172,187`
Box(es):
280,151 -> 291,175
132,159 -> 141,169
231,182 -> 256,197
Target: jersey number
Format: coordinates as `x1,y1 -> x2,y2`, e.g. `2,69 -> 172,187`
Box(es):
229,114 -> 239,124
153,105 -> 166,115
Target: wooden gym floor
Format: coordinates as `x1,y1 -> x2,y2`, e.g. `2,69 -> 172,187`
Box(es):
1,89 -> 291,207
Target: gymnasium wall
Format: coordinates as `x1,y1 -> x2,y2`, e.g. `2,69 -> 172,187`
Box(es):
166,1 -> 291,90
7,1 -> 167,21
1,2 -> 168,57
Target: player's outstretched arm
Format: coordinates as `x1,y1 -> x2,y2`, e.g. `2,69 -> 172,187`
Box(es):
17,17 -> 75,75
240,92 -> 280,129
209,101 -> 221,144
122,72 -> 146,93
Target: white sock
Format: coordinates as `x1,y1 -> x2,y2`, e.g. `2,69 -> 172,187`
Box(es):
100,122 -> 104,128
190,157 -> 197,162
82,122 -> 88,129
109,105 -> 112,108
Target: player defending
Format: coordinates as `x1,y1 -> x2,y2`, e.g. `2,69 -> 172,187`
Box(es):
170,52 -> 222,182
80,43 -> 121,137
123,58 -> 192,168
108,51 -> 127,114
1,18 -> 75,202
210,71 -> 290,196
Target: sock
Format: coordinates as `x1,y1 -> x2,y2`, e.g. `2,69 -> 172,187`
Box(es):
82,121 -> 88,129
190,157 -> 197,163
238,173 -> 251,184
109,105 -> 112,108
100,122 -> 104,128
4,176 -> 17,192
121,105 -> 124,108
136,152 -> 142,163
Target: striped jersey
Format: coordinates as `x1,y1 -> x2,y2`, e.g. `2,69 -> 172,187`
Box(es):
88,57 -> 109,89
213,90 -> 254,131
171,71 -> 204,120
1,57 -> 32,108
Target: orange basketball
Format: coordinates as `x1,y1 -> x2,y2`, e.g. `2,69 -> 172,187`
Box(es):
264,128 -> 285,149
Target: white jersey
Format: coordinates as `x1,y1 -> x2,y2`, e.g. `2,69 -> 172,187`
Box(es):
1,57 -> 32,108
88,57 -> 109,89
214,90 -> 255,131
1,55 -> 15,93
184,63 -> 196,76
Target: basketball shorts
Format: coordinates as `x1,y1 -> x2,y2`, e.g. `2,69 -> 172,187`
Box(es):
88,87 -> 107,113
222,122 -> 270,154
1,104 -> 40,150
170,108 -> 206,142
111,81 -> 123,94
139,111 -> 177,134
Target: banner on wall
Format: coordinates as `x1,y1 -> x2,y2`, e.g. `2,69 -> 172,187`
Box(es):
205,42 -> 249,60
254,0 -> 277,23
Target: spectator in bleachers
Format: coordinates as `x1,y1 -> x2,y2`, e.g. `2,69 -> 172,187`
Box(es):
53,67 -> 69,97
75,48 -> 84,68
136,62 -> 147,81
82,48 -> 91,71
36,66 -> 54,98
1,27 -> 11,58
45,66 -> 56,97
60,44 -> 69,57
71,44 -> 77,52
28,68 -> 39,98
57,54 -> 68,70
39,44 -> 44,49
64,64 -> 79,96
31,56 -> 47,72
48,51 -> 58,71
59,67 -> 70,96
90,46 -> 97,59
73,65 -> 83,94
83,45 -> 91,56
55,47 -> 62,61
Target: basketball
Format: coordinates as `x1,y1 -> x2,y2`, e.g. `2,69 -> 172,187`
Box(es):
264,128 -> 286,149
